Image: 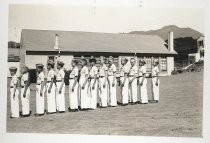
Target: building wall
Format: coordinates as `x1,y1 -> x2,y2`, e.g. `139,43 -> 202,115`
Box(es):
7,62 -> 20,77
57,55 -> 73,70
167,57 -> 174,76
25,55 -> 49,69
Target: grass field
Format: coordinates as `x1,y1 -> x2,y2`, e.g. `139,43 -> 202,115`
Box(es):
6,71 -> 203,137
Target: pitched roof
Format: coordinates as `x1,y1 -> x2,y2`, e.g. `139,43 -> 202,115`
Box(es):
21,29 -> 176,55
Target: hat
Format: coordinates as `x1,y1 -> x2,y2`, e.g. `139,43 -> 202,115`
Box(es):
57,61 -> 64,67
108,56 -> 114,61
36,63 -> 44,68
72,59 -> 78,64
21,66 -> 29,73
121,57 -> 128,63
153,59 -> 159,64
9,67 -> 17,72
139,59 -> 146,64
89,58 -> 96,63
47,60 -> 54,66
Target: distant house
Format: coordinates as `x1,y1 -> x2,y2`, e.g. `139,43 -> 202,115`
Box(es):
8,48 -> 21,77
188,36 -> 204,64
19,29 -> 177,82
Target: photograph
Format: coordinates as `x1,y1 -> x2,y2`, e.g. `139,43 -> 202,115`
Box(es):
7,4 -> 204,137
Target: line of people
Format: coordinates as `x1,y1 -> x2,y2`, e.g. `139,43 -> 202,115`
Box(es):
9,56 -> 160,118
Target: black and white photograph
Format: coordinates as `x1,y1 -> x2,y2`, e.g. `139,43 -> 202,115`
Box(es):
1,0 -> 210,142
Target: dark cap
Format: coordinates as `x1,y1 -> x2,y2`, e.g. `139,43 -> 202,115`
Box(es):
36,63 -> 44,68
9,67 -> 17,72
57,61 -> 64,67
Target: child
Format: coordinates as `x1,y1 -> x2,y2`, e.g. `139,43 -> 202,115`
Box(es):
20,66 -> 31,117
98,56 -> 108,108
120,57 -> 129,105
69,59 -> 79,112
9,67 -> 19,118
35,63 -> 45,116
107,56 -> 117,107
151,59 -> 160,103
138,59 -> 148,104
79,59 -> 90,110
89,57 -> 98,109
56,61 -> 66,113
46,60 -> 56,114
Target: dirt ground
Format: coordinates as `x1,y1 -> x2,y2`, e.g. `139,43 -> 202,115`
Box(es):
6,71 -> 203,137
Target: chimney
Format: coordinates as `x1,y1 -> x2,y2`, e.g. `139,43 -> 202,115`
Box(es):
168,31 -> 174,52
54,34 -> 59,50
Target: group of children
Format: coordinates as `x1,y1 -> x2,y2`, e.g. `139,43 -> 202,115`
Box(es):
9,56 -> 160,118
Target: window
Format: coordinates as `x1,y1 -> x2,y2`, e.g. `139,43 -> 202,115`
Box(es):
145,57 -> 152,72
160,58 -> 167,71
199,41 -> 204,47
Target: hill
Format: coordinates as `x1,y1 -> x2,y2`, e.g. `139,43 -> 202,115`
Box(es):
129,25 -> 203,41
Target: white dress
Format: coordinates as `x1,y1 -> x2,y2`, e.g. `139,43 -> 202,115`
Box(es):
56,69 -> 66,112
107,64 -> 117,106
89,65 -> 98,109
46,69 -> 56,113
98,64 -> 108,107
79,66 -> 90,109
10,74 -> 19,117
120,65 -> 129,104
69,67 -> 79,109
128,65 -> 138,103
20,73 -> 30,115
36,71 -> 45,114
151,66 -> 160,101
138,66 -> 148,103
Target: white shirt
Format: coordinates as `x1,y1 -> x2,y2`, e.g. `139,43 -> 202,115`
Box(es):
10,74 -> 18,87
99,64 -> 107,77
47,69 -> 55,82
138,66 -> 146,77
21,73 -> 29,86
107,64 -> 116,76
120,65 -> 128,77
37,72 -> 45,84
89,66 -> 98,78
129,65 -> 138,76
69,67 -> 79,79
80,66 -> 89,78
152,66 -> 159,77
56,69 -> 65,81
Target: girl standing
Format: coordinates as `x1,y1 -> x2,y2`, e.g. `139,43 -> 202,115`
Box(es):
20,66 -> 31,117
69,59 -> 79,112
119,57 -> 129,105
107,56 -> 117,107
138,59 -> 148,104
56,61 -> 66,113
9,67 -> 19,118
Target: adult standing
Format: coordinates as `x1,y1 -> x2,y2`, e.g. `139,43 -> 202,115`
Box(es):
35,63 -> 46,116
128,58 -> 138,104
46,60 -> 56,114
151,59 -> 160,103
138,59 -> 148,104
56,61 -> 66,113
89,58 -> 98,109
9,67 -> 19,118
98,56 -> 108,108
20,66 -> 31,117
119,57 -> 129,105
69,59 -> 79,112
107,56 -> 117,107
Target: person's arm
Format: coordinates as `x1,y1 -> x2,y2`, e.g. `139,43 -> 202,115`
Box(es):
112,72 -> 116,87
23,80 -> 29,98
156,69 -> 159,86
48,72 -> 54,93
72,76 -> 78,92
140,73 -> 146,86
103,69 -> 107,88
92,73 -> 97,90
13,77 -> 18,99
82,74 -> 89,89
122,72 -> 128,86
59,71 -> 65,94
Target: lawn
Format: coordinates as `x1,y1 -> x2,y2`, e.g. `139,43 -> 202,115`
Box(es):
6,71 -> 203,137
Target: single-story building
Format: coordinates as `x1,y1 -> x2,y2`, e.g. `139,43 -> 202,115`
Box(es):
19,29 -> 177,83
7,48 -> 21,77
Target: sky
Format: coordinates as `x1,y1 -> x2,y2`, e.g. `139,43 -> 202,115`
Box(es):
9,4 -> 204,42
